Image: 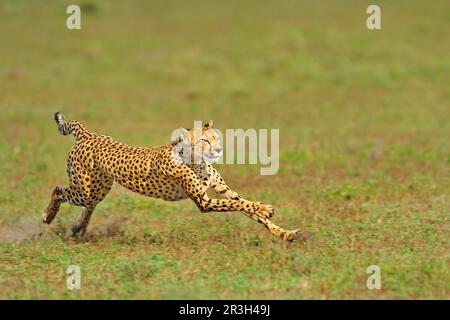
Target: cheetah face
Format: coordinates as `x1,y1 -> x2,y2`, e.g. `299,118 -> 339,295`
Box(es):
171,120 -> 222,165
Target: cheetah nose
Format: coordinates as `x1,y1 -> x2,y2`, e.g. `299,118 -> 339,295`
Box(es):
216,148 -> 222,154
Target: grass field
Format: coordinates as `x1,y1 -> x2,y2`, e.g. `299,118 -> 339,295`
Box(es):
0,0 -> 449,299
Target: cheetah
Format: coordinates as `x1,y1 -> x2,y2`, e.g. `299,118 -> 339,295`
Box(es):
42,113 -> 305,241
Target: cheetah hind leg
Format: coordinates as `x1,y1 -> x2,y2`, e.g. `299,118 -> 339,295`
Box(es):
71,206 -> 95,238
42,186 -> 66,224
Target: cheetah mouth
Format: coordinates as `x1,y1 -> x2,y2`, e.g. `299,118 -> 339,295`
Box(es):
205,154 -> 221,162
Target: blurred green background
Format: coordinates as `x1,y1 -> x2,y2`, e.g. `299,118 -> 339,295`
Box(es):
0,0 -> 449,299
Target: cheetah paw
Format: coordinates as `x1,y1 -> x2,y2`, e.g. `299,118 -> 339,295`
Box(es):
283,229 -> 309,242
42,210 -> 56,224
257,204 -> 275,219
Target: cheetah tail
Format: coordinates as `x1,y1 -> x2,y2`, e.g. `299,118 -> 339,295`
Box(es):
54,112 -> 90,140
54,112 -> 71,135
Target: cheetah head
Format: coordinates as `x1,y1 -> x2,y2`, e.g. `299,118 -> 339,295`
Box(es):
171,120 -> 222,164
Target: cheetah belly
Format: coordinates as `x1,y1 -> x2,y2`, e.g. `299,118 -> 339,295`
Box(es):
94,143 -> 187,201
114,168 -> 187,201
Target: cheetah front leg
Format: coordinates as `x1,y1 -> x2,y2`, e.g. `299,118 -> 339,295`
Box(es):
197,193 -> 304,241
175,168 -> 304,241
207,165 -> 277,223
207,165 -> 242,200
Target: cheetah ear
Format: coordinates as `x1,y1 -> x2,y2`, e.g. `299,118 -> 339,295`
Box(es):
171,128 -> 190,144
204,120 -> 213,129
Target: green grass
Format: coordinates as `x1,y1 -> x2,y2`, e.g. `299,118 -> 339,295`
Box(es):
0,0 -> 449,299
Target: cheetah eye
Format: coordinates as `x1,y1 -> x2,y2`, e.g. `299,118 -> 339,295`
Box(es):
201,139 -> 211,148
